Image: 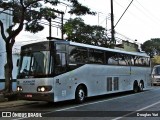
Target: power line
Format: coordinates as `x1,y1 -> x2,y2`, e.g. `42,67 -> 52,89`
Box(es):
115,31 -> 141,44
135,0 -> 160,23
114,0 -> 134,28
114,0 -> 144,24
130,0 -> 160,25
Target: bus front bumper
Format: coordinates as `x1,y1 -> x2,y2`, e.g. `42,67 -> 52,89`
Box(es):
18,92 -> 54,102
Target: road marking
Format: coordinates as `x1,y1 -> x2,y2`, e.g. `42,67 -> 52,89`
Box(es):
55,92 -> 143,111
112,100 -> 160,120
12,91 -> 142,120
54,88 -> 160,112
12,88 -> 160,120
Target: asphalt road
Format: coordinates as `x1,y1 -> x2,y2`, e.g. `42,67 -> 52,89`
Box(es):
1,86 -> 160,120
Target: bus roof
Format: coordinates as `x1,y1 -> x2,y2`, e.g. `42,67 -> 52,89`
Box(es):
22,39 -> 149,57
68,41 -> 149,57
53,40 -> 149,57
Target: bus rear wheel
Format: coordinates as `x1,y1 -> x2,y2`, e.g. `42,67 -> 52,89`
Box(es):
75,86 -> 86,103
139,82 -> 144,92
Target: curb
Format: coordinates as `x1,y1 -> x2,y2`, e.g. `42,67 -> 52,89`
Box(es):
0,94 -> 8,102
0,100 -> 39,108
0,94 -> 39,108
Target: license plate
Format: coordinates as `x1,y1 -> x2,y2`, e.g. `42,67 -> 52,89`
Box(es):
25,94 -> 32,98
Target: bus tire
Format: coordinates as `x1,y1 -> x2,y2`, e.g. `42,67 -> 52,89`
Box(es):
139,82 -> 144,92
133,81 -> 139,93
75,86 -> 86,104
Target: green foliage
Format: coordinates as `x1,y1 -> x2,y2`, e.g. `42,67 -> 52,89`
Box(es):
0,0 -> 96,93
0,0 -> 95,34
151,56 -> 160,66
64,17 -> 111,47
141,38 -> 160,57
44,0 -> 60,5
68,1 -> 96,15
25,21 -> 44,33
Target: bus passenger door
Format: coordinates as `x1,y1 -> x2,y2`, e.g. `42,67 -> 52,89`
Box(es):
54,52 -> 71,101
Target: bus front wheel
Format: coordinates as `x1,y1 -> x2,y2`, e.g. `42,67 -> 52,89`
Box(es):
75,86 -> 86,103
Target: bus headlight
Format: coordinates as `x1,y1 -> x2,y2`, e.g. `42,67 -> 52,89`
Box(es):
17,86 -> 23,91
41,87 -> 45,92
37,86 -> 52,92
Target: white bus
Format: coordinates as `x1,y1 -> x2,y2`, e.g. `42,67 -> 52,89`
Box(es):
17,39 -> 151,103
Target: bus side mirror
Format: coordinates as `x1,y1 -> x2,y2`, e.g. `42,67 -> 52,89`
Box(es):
17,59 -> 19,67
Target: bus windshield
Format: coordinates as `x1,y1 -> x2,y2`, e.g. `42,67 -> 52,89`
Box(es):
19,51 -> 50,78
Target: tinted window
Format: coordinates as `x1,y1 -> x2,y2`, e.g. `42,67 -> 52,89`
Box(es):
118,54 -> 130,66
106,51 -> 119,65
143,57 -> 150,66
69,46 -> 88,63
89,49 -> 104,64
55,52 -> 66,74
56,44 -> 66,51
131,56 -> 150,66
55,53 -> 66,66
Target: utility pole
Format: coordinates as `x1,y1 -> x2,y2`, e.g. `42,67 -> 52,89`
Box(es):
49,18 -> 52,39
111,0 -> 115,45
47,9 -> 64,40
61,12 -> 64,39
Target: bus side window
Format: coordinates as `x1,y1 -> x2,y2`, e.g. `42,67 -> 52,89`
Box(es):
130,56 -> 135,66
55,53 -> 66,74
118,54 -> 131,66
56,54 -> 61,65
142,57 -> 150,66
106,52 -> 119,65
69,46 -> 88,64
56,53 -> 66,66
89,49 -> 104,64
118,54 -> 126,65
134,56 -> 140,66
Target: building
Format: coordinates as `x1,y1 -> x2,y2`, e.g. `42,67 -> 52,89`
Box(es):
0,8 -> 18,91
115,40 -> 139,52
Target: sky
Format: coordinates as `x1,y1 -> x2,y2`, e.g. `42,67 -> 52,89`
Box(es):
14,0 -> 160,49
82,0 -> 160,43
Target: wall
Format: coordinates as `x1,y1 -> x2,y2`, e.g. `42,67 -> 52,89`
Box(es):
0,8 -> 18,90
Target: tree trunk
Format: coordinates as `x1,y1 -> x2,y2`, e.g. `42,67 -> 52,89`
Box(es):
4,41 -> 13,93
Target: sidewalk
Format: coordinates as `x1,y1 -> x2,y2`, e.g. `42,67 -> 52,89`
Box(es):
0,94 -> 38,108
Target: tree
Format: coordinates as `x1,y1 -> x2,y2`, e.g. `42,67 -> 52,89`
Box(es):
152,55 -> 160,67
0,0 -> 95,94
141,38 -> 160,57
64,17 -> 111,47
